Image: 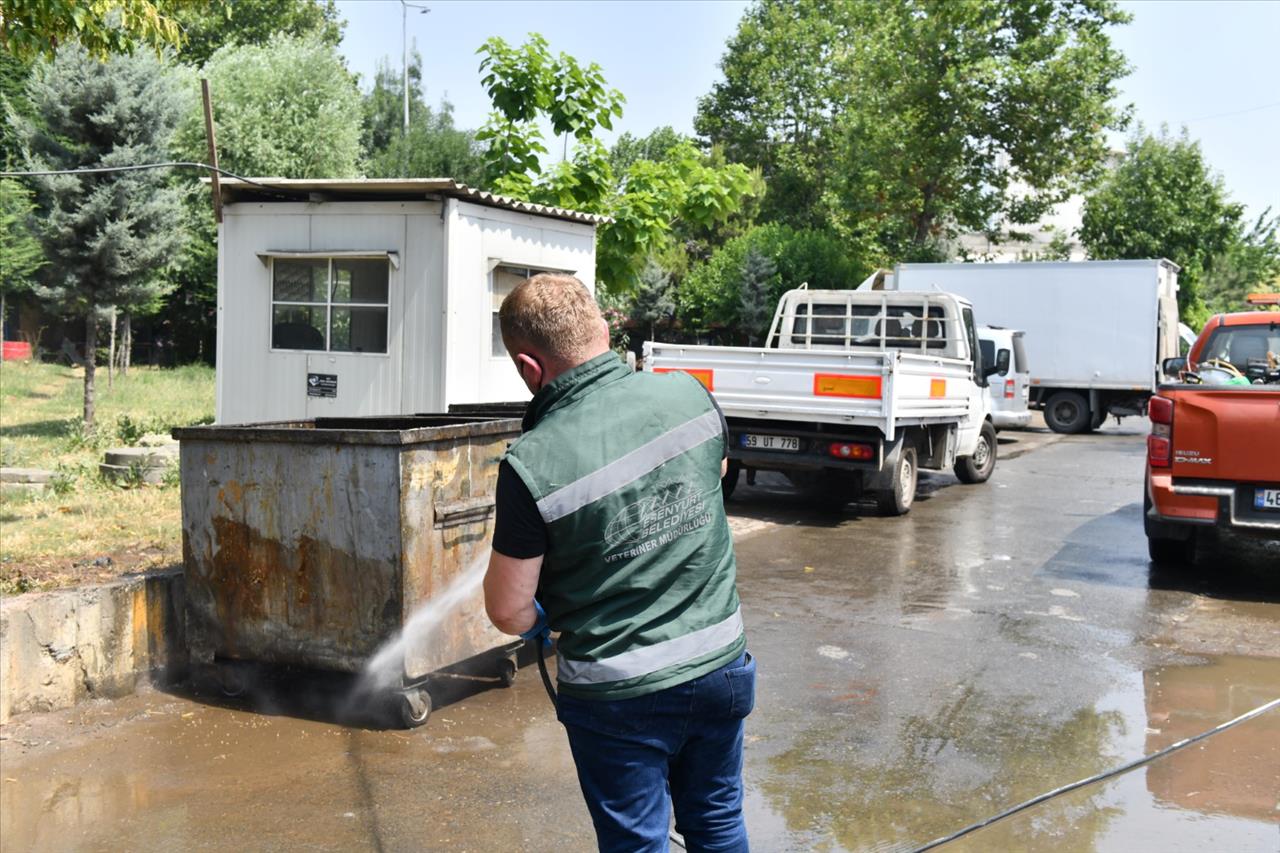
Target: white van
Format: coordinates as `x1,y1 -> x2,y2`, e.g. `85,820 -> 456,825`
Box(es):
979,327 -> 1031,429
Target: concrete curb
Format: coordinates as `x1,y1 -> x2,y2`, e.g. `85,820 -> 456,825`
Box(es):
0,569 -> 186,724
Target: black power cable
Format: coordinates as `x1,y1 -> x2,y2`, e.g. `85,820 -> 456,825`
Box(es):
0,161 -> 309,200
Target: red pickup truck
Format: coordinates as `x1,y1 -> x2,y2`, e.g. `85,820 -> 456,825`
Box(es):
1144,311 -> 1280,564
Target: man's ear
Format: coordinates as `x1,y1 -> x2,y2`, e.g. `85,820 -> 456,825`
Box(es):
515,352 -> 543,390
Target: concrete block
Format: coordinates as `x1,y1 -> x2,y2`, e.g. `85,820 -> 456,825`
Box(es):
0,570 -> 186,724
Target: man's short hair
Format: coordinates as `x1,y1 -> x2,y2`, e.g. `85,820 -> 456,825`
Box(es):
500,273 -> 603,365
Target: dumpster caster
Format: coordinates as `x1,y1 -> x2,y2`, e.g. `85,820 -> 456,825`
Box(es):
216,663 -> 251,698
498,656 -> 518,687
393,686 -> 432,729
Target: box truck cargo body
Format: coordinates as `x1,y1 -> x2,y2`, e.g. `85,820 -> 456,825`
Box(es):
875,260 -> 1181,433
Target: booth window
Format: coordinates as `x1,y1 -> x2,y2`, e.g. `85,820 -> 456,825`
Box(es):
490,264 -> 570,357
272,257 -> 389,353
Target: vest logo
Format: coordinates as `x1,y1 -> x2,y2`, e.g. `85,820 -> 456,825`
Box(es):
604,481 -> 718,563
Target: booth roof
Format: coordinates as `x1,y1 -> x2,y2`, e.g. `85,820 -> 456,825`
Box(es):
210,177 -> 610,226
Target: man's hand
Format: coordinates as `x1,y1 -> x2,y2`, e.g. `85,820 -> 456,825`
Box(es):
484,549 -> 544,635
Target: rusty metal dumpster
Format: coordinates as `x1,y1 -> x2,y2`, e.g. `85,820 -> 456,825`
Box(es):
172,414 -> 521,727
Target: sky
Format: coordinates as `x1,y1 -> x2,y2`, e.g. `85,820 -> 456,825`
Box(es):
334,0 -> 1280,222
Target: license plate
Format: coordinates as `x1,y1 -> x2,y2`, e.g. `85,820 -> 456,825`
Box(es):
740,433 -> 800,452
1255,488 -> 1280,511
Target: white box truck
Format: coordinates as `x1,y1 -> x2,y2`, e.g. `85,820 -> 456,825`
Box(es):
869,260 -> 1182,433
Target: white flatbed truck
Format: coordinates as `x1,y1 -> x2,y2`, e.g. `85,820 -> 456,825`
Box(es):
644,288 -> 1001,514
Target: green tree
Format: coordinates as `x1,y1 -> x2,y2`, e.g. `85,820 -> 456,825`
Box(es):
1203,209 -> 1280,313
698,0 -> 1132,258
361,53 -> 485,184
1079,128 -> 1246,327
21,45 -> 187,425
694,0 -> 850,232
737,247 -> 776,345
175,36 -> 362,178
609,126 -> 686,176
0,178 -> 45,335
474,33 -> 758,293
0,52 -> 37,168
630,258 -> 676,341
679,223 -> 874,336
0,0 -> 185,61
173,0 -> 343,67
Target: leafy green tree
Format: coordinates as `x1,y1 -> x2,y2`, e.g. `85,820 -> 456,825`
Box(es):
361,53 -> 485,184
737,247 -> 776,345
474,33 -> 758,293
21,45 -> 187,425
698,0 -> 1132,258
175,36 -> 362,178
173,0 -> 343,67
680,223 -> 874,336
609,126 -> 686,176
695,0 -> 850,232
1203,210 -> 1280,313
630,258 -> 676,341
1079,128 -> 1246,327
0,0 -> 185,61
0,178 -> 45,336
476,32 -> 624,208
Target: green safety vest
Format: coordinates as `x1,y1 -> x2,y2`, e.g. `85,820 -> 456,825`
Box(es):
504,352 -> 745,700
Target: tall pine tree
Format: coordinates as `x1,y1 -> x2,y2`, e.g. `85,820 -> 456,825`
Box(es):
631,258 -> 676,342
738,247 -> 776,346
21,46 -> 188,426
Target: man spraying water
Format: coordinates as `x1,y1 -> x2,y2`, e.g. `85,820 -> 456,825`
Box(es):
484,273 -> 754,852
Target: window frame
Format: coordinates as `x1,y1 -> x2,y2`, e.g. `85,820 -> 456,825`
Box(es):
488,262 -> 573,359
268,255 -> 392,357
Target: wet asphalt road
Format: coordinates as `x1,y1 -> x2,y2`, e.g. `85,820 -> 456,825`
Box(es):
3,425 -> 1279,852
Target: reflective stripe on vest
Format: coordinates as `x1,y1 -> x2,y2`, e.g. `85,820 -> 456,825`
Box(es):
535,408 -> 723,523
556,607 -> 743,686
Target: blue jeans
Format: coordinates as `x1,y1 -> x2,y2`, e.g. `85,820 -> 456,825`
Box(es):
557,651 -> 755,853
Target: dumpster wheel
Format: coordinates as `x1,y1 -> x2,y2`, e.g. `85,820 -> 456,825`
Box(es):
392,685 -> 432,728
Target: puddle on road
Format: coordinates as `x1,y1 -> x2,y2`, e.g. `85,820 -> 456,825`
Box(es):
742,654 -> 1280,852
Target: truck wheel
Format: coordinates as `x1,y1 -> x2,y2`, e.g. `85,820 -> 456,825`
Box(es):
1147,535 -> 1192,566
722,459 -> 741,500
954,421 -> 997,484
1044,391 -> 1090,434
876,445 -> 917,516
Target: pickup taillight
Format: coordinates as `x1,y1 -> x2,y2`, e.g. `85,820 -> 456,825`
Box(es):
1003,379 -> 1015,399
1147,395 -> 1173,467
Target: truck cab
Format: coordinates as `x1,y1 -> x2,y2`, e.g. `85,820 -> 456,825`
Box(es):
978,326 -> 1031,430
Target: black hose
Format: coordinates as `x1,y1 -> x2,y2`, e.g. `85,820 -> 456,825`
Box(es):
532,637 -> 558,711
909,696 -> 1280,852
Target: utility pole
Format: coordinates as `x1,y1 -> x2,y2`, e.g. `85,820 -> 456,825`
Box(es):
401,1 -> 430,134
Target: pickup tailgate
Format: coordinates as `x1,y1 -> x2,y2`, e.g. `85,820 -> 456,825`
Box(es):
1170,388 -> 1280,483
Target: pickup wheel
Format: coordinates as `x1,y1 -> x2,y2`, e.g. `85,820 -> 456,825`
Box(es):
954,421 -> 997,484
721,459 -> 741,500
1147,536 -> 1192,565
876,445 -> 917,516
1044,391 -> 1091,434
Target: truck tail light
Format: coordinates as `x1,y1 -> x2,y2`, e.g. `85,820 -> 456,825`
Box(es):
1147,395 -> 1173,468
1003,379 -> 1015,399
828,442 -> 874,461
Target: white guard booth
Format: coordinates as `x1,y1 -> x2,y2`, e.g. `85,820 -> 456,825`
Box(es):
212,178 -> 604,424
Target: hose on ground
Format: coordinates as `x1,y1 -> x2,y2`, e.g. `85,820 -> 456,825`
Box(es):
910,695 -> 1280,851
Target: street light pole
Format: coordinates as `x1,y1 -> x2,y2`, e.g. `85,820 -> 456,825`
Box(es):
401,1 -> 430,135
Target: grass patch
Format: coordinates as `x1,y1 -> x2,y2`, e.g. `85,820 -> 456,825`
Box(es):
0,361 -> 214,593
